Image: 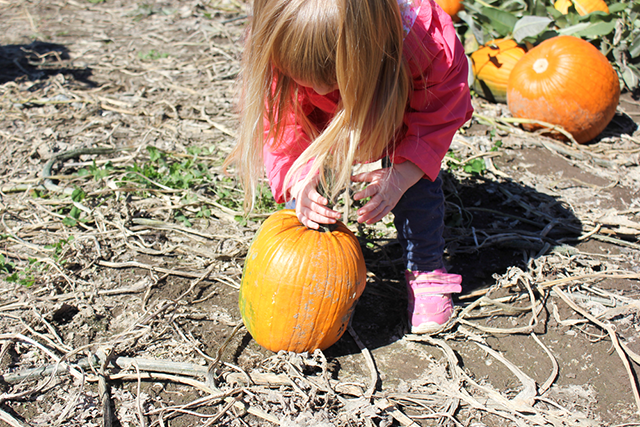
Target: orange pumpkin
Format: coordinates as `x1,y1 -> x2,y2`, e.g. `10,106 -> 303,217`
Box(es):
239,209 -> 366,353
554,0 -> 609,15
435,0 -> 463,21
507,35 -> 620,144
471,39 -> 527,103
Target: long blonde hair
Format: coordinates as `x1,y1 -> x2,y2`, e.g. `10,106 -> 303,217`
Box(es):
225,0 -> 411,210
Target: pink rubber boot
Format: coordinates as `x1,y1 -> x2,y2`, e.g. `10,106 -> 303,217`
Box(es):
405,269 -> 462,334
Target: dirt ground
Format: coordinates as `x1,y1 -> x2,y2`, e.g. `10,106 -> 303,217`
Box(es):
1,1 -> 640,426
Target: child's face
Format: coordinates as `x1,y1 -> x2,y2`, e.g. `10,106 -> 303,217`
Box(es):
292,78 -> 338,96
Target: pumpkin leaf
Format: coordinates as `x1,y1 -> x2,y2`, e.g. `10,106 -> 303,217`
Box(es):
460,1 -> 484,16
621,64 -> 640,89
546,5 -> 564,19
458,11 -> 486,45
481,6 -> 519,36
629,33 -> 640,59
462,0 -> 640,90
513,16 -> 553,42
582,10 -> 610,19
564,10 -> 584,26
624,1 -> 640,13
573,20 -> 617,38
533,1 -> 547,16
608,3 -> 628,13
537,29 -> 561,42
556,22 -> 592,36
463,27 -> 480,53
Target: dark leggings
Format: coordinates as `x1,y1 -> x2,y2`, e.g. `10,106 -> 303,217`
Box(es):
392,175 -> 445,272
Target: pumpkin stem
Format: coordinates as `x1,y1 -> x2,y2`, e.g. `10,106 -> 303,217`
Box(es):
318,165 -> 337,209
533,58 -> 549,74
317,223 -> 339,233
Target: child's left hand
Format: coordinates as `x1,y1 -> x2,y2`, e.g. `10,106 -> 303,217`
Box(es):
352,161 -> 424,224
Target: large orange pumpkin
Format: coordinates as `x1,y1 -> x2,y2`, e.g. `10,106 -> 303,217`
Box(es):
554,0 -> 609,15
239,209 -> 367,353
435,0 -> 463,22
471,39 -> 527,103
507,35 -> 620,144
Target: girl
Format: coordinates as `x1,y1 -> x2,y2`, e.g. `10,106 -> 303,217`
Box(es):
225,0 -> 473,334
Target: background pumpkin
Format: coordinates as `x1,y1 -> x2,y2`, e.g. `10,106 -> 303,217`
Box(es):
434,0 -> 463,22
471,39 -> 526,102
239,209 -> 367,353
553,0 -> 609,15
470,39 -> 527,103
507,35 -> 620,144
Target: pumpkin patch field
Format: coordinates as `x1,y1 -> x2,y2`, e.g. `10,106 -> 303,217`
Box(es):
2,1 -> 640,426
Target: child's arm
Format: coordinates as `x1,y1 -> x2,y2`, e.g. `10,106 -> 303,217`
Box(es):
263,88 -> 340,228
350,14 -> 471,225
351,161 -> 424,224
262,89 -> 318,205
390,5 -> 473,183
263,126 -> 310,204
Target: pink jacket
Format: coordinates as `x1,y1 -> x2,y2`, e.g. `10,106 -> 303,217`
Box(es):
263,0 -> 473,204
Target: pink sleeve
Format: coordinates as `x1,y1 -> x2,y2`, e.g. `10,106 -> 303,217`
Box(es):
263,87 -> 320,204
390,1 -> 473,181
263,87 -> 337,204
263,123 -> 313,204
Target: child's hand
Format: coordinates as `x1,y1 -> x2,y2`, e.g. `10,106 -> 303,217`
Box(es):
352,161 -> 424,224
290,175 -> 342,229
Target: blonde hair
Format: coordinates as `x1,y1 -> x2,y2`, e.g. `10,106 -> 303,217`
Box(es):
225,0 -> 411,210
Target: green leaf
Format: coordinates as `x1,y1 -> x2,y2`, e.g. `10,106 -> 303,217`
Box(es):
463,158 -> 487,175
458,11 -> 486,45
196,206 -> 211,218
557,22 -> 594,35
175,212 -> 192,227
24,280 -> 36,287
622,64 -> 640,90
513,16 -> 553,42
574,20 -> 616,37
537,30 -> 561,42
0,254 -> 15,274
69,206 -> 82,219
147,146 -> 163,162
71,188 -> 86,203
562,10 -> 583,26
533,0 -> 547,16
582,10 -> 610,20
63,217 -> 78,227
546,5 -> 564,19
630,33 -> 640,58
608,3 -> 628,13
234,215 -> 247,226
481,7 -> 519,36
91,161 -> 112,180
187,146 -> 202,156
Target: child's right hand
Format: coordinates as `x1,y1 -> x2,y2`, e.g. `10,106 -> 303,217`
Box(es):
290,175 -> 341,229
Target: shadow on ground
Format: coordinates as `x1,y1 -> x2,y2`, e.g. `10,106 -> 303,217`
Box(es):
325,171 -> 583,357
0,41 -> 94,86
595,110 -> 638,142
